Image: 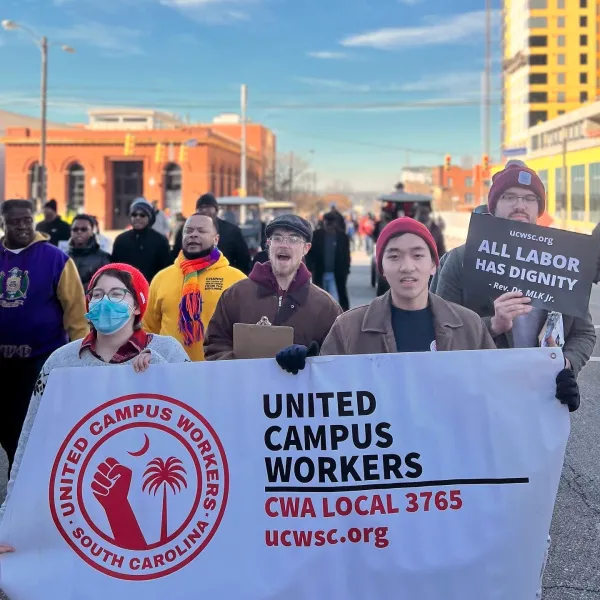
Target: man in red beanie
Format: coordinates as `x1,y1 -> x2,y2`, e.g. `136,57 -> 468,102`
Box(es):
433,160 -> 595,387
317,217 -> 496,356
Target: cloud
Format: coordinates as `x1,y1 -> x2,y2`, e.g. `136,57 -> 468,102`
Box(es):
307,51 -> 348,60
49,22 -> 144,56
160,0 -> 258,23
341,9 -> 501,49
295,77 -> 372,92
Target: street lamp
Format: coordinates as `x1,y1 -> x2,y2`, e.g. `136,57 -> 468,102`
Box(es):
2,19 -> 75,204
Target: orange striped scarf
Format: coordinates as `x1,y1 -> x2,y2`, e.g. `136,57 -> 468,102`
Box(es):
178,248 -> 221,346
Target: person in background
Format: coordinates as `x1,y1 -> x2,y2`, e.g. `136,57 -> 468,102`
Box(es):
90,216 -> 113,254
35,199 -> 71,247
0,199 -> 88,472
204,214 -> 342,363
68,214 -> 111,288
111,197 -> 172,283
0,263 -> 189,550
144,213 -> 246,361
152,200 -> 171,239
346,215 -> 356,251
306,212 -> 351,311
359,213 -> 375,254
171,194 -> 251,274
415,204 -> 446,258
328,204 -> 346,233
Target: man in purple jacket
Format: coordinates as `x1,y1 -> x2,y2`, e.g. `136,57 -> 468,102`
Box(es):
0,200 -> 89,471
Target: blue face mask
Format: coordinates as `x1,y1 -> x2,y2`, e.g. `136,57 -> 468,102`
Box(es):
85,297 -> 133,335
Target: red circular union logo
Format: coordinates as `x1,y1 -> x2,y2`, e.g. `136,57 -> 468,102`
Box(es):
49,394 -> 229,580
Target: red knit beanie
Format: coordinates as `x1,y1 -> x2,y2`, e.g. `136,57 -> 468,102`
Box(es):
87,263 -> 150,319
376,217 -> 440,275
487,162 -> 546,216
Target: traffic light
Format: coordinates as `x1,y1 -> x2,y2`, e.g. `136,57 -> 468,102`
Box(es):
482,154 -> 489,170
155,143 -> 165,164
178,143 -> 188,163
124,133 -> 136,156
444,154 -> 451,171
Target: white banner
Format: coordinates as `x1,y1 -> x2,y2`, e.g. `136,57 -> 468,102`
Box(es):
0,349 -> 569,600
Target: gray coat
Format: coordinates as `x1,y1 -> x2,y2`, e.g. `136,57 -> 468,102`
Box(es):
431,244 -> 596,376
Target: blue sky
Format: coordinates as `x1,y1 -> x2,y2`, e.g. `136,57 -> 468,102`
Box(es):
0,0 -> 502,191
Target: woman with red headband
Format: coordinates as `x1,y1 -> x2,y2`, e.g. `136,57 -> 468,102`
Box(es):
0,263 -> 188,554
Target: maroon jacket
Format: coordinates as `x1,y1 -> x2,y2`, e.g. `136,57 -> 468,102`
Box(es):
204,261 -> 342,360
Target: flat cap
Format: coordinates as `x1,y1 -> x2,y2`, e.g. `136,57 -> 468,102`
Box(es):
265,214 -> 313,243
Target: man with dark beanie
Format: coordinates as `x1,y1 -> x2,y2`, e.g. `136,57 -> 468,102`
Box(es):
434,160 -> 595,382
171,193 -> 251,274
35,199 -> 71,247
111,197 -> 172,283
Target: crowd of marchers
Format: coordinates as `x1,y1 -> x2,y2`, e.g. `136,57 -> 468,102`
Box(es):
0,161 -> 593,599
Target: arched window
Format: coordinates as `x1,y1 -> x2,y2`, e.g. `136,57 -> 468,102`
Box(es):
226,167 -> 233,196
163,162 -> 182,214
234,168 -> 240,192
210,164 -> 217,195
28,161 -> 46,204
219,165 -> 225,196
67,162 -> 85,214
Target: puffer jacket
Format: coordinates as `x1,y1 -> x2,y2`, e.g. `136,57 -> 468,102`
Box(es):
68,239 -> 112,289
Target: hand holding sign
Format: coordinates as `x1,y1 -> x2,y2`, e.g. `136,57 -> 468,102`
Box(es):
490,291 -> 532,336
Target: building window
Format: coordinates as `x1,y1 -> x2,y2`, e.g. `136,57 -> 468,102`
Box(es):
529,0 -> 547,6
557,91 -> 566,102
580,15 -> 587,26
557,54 -> 565,65
529,54 -> 548,65
163,162 -> 182,214
557,16 -> 565,27
529,110 -> 548,126
210,164 -> 216,194
590,163 -> 600,222
557,35 -> 565,46
557,0 -> 564,7
537,169 -> 549,197
557,72 -> 566,84
447,177 -> 453,188
570,165 -> 585,221
580,53 -> 588,65
465,177 -> 473,188
580,34 -> 588,45
580,91 -> 589,102
555,168 -> 566,213
580,0 -> 587,6
529,91 -> 548,102
28,161 -> 46,202
465,193 -> 474,204
558,110 -> 565,115
580,73 -> 588,84
529,35 -> 548,47
529,73 -> 548,84
529,17 -> 548,27
67,163 -> 85,214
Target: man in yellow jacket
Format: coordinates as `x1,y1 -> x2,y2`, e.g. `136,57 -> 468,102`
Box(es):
143,213 -> 246,360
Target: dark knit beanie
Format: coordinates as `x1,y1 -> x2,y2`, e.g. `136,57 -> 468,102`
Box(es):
488,163 -> 546,216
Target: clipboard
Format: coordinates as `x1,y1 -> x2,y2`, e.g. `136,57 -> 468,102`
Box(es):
233,321 -> 294,359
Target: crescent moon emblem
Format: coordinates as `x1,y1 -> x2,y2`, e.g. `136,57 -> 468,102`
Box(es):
128,433 -> 150,457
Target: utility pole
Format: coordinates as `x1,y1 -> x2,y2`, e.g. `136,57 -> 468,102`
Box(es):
240,84 -> 248,224
40,35 -> 48,204
484,0 -> 491,162
288,152 -> 294,203
480,71 -> 486,203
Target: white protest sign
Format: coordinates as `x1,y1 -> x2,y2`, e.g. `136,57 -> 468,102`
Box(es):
0,349 -> 569,600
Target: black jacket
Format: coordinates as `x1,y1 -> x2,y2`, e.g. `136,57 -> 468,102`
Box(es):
36,217 -> 71,247
68,239 -> 112,289
111,227 -> 172,283
172,217 -> 251,274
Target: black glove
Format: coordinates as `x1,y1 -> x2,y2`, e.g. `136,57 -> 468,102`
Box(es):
555,368 -> 580,412
276,342 -> 319,375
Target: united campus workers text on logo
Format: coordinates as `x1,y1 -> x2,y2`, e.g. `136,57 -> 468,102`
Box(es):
204,214 -> 342,366
0,263 -> 190,563
0,199 -> 89,471
143,213 -> 246,362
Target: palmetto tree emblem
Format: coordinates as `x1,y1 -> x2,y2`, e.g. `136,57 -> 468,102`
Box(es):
142,457 -> 187,543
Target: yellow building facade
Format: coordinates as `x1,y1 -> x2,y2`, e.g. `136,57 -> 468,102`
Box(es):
502,0 -> 599,154
493,100 -> 600,233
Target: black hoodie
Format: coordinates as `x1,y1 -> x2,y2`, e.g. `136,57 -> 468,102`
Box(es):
68,238 -> 112,288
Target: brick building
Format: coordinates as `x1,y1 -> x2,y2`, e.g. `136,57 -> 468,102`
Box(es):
1,109 -> 275,230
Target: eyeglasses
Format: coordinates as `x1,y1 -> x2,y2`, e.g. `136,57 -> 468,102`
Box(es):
72,227 -> 91,233
131,212 -> 148,218
89,287 -> 131,303
268,234 -> 304,246
499,193 -> 538,206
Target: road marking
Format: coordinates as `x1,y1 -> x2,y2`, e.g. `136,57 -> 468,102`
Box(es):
589,357 -> 600,362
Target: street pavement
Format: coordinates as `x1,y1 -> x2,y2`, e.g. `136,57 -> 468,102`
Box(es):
0,252 -> 599,598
